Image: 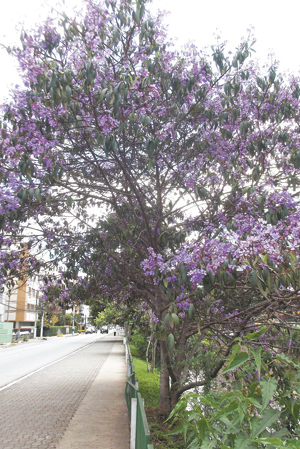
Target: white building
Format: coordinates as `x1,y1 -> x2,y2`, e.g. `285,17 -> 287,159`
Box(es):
79,304 -> 90,327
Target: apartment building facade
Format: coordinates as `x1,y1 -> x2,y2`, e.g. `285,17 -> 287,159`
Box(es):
1,276 -> 42,330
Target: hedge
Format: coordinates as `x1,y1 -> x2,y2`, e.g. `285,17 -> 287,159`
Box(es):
37,326 -> 78,337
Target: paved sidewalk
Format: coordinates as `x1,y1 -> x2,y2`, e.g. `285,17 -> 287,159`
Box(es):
57,338 -> 129,449
0,337 -> 129,449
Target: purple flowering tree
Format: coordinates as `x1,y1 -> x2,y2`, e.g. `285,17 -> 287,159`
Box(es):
1,0 -> 300,414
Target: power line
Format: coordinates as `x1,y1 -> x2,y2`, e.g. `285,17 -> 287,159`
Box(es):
0,300 -> 42,313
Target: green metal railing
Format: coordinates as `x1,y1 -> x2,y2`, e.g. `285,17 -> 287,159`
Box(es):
125,341 -> 154,449
136,391 -> 152,448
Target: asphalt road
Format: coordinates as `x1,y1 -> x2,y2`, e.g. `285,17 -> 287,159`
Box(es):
0,332 -> 104,389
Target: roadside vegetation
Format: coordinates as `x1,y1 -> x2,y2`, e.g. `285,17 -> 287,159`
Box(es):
130,343 -> 185,449
130,324 -> 300,448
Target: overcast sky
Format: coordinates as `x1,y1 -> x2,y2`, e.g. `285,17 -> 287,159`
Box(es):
0,0 -> 299,102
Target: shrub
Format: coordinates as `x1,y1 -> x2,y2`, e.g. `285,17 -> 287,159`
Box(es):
130,331 -> 149,359
168,345 -> 300,448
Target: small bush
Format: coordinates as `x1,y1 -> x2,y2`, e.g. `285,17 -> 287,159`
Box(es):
129,343 -> 140,357
130,331 -> 149,359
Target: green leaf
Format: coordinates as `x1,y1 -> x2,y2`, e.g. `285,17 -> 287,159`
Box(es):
234,434 -> 255,449
35,188 -> 41,203
29,188 -> 34,200
208,270 -> 215,285
284,400 -> 300,424
166,421 -> 189,438
272,428 -> 289,439
245,326 -> 267,341
254,437 -> 283,447
168,333 -> 174,351
243,396 -> 262,409
257,196 -> 265,211
259,253 -> 269,264
213,400 -> 239,420
257,279 -> 269,299
159,324 -> 167,341
260,378 -> 277,411
65,85 -> 72,103
100,88 -> 108,100
179,264 -> 187,282
292,404 -> 300,423
251,346 -> 262,378
164,313 -> 170,327
200,396 -> 221,409
163,277 -> 168,288
227,344 -> 241,363
147,140 -> 155,158
219,416 -> 239,433
147,159 -> 155,170
276,354 -> 300,370
188,303 -> 195,319
222,352 -> 249,374
172,313 -> 179,327
251,409 -> 281,439
195,417 -> 210,442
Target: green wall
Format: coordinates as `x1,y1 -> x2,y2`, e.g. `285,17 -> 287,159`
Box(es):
0,322 -> 13,343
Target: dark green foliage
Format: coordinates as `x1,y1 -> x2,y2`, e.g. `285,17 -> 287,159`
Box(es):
167,346 -> 300,448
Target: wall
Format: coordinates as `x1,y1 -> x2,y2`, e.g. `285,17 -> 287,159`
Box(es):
0,322 -> 13,343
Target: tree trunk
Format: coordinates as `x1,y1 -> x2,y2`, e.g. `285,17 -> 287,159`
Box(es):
170,384 -> 181,410
146,338 -> 151,372
159,344 -> 171,416
151,338 -> 157,373
124,322 -> 131,342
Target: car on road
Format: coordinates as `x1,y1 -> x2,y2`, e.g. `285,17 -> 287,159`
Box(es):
85,327 -> 94,334
101,326 -> 108,334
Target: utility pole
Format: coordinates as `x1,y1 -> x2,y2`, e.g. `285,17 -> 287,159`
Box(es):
40,301 -> 44,338
33,293 -> 38,339
72,304 -> 75,335
6,290 -> 11,322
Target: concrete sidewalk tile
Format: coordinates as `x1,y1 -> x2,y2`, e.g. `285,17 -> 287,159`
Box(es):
56,342 -> 129,449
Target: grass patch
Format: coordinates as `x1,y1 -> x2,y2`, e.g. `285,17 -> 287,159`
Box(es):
130,344 -> 185,449
130,345 -> 160,408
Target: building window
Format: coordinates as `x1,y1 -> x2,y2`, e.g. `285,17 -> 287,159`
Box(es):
27,304 -> 30,311
31,304 -> 34,312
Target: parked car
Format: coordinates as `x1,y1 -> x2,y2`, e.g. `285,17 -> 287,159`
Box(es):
85,327 -> 93,334
101,326 -> 108,334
